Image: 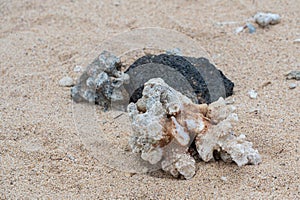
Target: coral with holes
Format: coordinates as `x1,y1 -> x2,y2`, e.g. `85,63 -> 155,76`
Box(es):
71,51 -> 129,109
128,78 -> 261,179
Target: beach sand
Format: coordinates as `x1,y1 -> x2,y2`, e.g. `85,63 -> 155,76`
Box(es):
1,0 -> 299,199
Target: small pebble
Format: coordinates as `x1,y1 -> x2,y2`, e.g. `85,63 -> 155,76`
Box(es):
254,12 -> 281,27
225,97 -> 235,105
246,23 -> 256,33
285,71 -> 300,80
235,26 -> 245,34
248,108 -> 261,114
124,172 -> 135,177
248,89 -> 258,99
289,83 -> 297,89
221,176 -> 227,182
59,76 -> 74,87
293,39 -> 300,43
67,154 -> 76,162
166,48 -> 182,56
74,65 -> 83,72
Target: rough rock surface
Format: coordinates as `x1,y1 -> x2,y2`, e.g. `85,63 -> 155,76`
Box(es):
285,70 -> 300,80
254,12 -> 281,27
71,51 -> 129,109
125,54 -> 234,104
72,52 -> 234,110
128,78 -> 261,179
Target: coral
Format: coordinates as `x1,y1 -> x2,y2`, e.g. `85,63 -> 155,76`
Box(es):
254,12 -> 281,27
71,51 -> 129,109
128,78 -> 261,179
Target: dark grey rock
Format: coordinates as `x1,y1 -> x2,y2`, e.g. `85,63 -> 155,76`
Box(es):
125,54 -> 234,104
286,71 -> 300,80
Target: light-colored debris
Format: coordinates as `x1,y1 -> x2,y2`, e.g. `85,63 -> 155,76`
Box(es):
235,26 -> 245,34
74,65 -> 83,72
254,12 -> 281,27
293,39 -> 300,43
248,89 -> 258,99
166,48 -> 182,56
221,176 -> 228,182
67,154 -> 76,162
59,76 -> 74,87
288,83 -> 297,89
246,23 -> 256,33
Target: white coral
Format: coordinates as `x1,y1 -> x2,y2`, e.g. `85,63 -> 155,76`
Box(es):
128,78 -> 261,179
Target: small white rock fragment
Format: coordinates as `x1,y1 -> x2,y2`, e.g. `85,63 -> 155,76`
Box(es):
73,65 -> 83,72
248,89 -> 258,99
59,76 -> 74,87
235,26 -> 245,34
254,12 -> 281,27
67,154 -> 76,162
246,23 -> 256,33
166,48 -> 182,56
124,172 -> 134,177
221,176 -> 227,182
293,39 -> 300,43
289,83 -> 297,89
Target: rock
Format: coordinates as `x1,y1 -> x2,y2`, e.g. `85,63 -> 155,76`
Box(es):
289,83 -> 297,89
71,51 -> 130,109
128,78 -> 261,179
125,54 -> 234,104
254,12 -> 281,27
246,23 -> 256,33
235,26 -> 245,34
59,76 -> 74,87
285,71 -> 300,80
124,172 -> 135,177
293,39 -> 300,43
74,65 -> 83,72
221,176 -> 227,182
248,89 -> 258,99
166,48 -> 182,56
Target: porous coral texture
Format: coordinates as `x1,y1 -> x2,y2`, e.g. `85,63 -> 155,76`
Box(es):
128,78 -> 261,179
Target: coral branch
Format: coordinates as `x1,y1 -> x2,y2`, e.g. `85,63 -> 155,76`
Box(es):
128,78 -> 261,179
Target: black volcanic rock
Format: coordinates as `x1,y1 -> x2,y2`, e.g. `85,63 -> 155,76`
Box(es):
125,54 -> 234,104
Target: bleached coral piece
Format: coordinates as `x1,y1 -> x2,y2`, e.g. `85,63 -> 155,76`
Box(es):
71,51 -> 130,109
254,12 -> 281,27
128,78 -> 261,179
196,97 -> 261,166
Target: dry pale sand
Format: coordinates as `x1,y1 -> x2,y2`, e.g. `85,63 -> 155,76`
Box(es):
1,0 -> 299,199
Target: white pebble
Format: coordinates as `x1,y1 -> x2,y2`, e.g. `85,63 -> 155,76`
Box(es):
235,26 -> 245,34
248,89 -> 258,99
289,83 -> 297,89
166,48 -> 182,56
254,12 -> 280,27
221,176 -> 227,182
59,76 -> 74,87
67,154 -> 76,162
74,65 -> 83,72
293,39 -> 300,43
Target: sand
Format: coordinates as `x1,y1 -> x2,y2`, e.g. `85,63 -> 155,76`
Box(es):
0,0 -> 299,199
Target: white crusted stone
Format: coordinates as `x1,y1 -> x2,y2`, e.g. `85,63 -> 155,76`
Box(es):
254,12 -> 281,27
